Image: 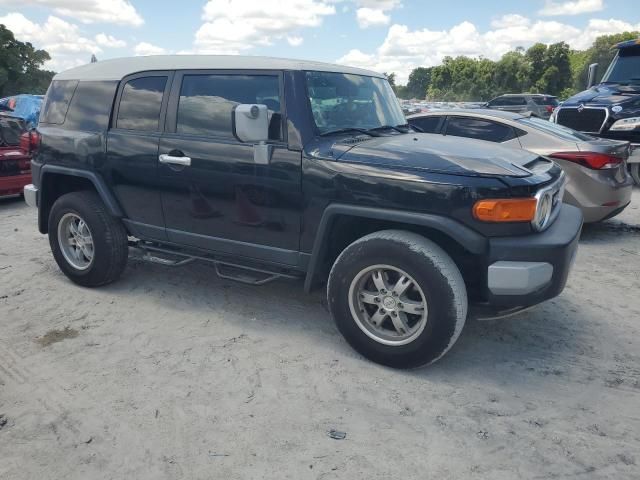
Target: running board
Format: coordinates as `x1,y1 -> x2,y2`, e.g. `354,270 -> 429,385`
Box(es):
130,241 -> 302,286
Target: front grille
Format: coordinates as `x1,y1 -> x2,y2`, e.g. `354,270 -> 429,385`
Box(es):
556,107 -> 607,133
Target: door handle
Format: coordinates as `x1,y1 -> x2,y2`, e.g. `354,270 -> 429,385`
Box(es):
159,154 -> 191,166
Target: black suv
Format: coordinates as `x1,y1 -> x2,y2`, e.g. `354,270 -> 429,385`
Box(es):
24,56 -> 582,368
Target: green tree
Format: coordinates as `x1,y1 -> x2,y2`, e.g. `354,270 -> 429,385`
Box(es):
0,24 -> 54,97
405,67 -> 432,99
535,42 -> 572,95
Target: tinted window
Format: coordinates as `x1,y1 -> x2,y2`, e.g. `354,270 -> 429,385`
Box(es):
64,81 -> 118,131
116,76 -> 167,131
446,117 -> 516,142
409,116 -> 443,133
40,80 -> 78,124
517,116 -> 594,141
177,74 -> 282,140
531,96 -> 559,106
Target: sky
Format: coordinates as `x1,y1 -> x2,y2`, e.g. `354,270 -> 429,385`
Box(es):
0,0 -> 638,83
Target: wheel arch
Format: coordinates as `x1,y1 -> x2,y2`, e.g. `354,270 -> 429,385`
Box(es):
303,204 -> 488,294
38,165 -> 123,234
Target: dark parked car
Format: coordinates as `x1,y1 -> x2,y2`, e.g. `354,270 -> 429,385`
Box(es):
486,93 -> 559,119
552,38 -> 640,185
24,56 -> 582,368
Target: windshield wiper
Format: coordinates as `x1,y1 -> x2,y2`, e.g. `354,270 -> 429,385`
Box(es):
319,127 -> 381,137
367,125 -> 406,134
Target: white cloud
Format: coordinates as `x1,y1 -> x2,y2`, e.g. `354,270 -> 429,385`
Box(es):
287,35 -> 304,46
194,0 -> 335,53
539,0 -> 604,16
134,42 -> 167,56
0,0 -> 143,26
95,33 -> 126,48
0,12 -> 101,71
337,15 -> 640,84
356,8 -> 390,28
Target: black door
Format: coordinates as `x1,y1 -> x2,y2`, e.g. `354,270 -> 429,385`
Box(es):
106,72 -> 172,240
159,71 -> 303,266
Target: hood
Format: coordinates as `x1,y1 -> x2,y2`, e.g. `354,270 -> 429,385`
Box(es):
330,133 -> 538,177
563,84 -> 640,107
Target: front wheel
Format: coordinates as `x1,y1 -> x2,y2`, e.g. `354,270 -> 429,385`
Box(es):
48,191 -> 128,287
327,230 -> 468,369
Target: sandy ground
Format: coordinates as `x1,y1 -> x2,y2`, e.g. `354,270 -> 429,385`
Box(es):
1,189 -> 639,480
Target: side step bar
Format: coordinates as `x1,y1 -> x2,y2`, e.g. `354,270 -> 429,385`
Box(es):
130,241 -> 302,286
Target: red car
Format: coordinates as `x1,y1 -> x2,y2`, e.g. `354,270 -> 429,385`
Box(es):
0,115 -> 35,198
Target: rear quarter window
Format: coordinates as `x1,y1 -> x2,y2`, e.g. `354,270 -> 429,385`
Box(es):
531,96 -> 558,106
446,116 -> 516,143
40,80 -> 79,124
64,81 -> 118,131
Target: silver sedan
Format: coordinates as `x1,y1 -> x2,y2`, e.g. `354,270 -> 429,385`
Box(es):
408,109 -> 634,223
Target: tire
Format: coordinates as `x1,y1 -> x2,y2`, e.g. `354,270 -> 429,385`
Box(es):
327,230 -> 468,369
48,190 -> 128,287
630,163 -> 640,186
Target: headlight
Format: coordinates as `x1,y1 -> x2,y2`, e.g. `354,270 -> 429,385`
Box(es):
610,117 -> 640,131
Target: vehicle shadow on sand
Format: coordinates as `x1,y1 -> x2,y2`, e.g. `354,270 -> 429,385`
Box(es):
97,257 -> 591,384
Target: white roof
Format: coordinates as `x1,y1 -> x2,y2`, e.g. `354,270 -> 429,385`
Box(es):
54,55 -> 385,81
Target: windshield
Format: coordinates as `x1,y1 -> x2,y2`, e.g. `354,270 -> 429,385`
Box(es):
305,71 -> 406,134
517,116 -> 595,142
601,48 -> 640,85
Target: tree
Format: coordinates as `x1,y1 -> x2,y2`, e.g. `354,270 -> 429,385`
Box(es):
405,67 -> 432,99
0,24 -> 54,97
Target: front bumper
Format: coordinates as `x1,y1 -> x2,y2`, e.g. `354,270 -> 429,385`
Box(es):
480,204 -> 583,310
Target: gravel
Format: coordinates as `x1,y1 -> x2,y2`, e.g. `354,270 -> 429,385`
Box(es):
0,189 -> 639,479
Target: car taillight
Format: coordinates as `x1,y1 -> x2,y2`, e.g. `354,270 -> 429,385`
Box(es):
19,130 -> 41,154
549,152 -> 622,170
545,105 -> 554,113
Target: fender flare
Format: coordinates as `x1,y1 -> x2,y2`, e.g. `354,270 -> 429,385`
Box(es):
38,165 -> 123,232
303,203 -> 487,292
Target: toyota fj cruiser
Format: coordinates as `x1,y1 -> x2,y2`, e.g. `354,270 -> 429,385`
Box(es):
24,56 -> 583,368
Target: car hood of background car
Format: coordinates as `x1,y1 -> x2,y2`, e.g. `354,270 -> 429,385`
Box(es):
333,133 -> 537,177
563,84 -> 640,107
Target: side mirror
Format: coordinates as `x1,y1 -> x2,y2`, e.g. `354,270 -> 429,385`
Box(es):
233,104 -> 269,143
587,63 -> 599,89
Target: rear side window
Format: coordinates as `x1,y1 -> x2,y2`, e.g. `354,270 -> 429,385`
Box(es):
176,74 -> 282,140
531,96 -> 559,106
410,116 -> 443,133
64,81 -> 118,131
446,116 -> 516,143
40,80 -> 78,124
116,76 -> 167,131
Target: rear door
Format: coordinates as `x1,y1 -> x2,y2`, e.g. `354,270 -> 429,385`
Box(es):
158,70 -> 303,265
106,72 -> 172,240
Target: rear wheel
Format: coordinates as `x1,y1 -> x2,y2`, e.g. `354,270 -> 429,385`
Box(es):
327,230 -> 468,368
48,191 -> 128,287
629,163 -> 640,186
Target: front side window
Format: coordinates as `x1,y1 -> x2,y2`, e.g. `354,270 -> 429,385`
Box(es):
176,74 -> 282,140
446,117 -> 516,143
305,71 -> 405,134
116,76 -> 167,131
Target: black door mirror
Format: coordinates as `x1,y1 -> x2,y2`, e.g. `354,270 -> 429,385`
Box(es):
587,63 -> 599,89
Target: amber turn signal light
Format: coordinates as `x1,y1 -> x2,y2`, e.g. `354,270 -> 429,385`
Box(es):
473,198 -> 537,223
